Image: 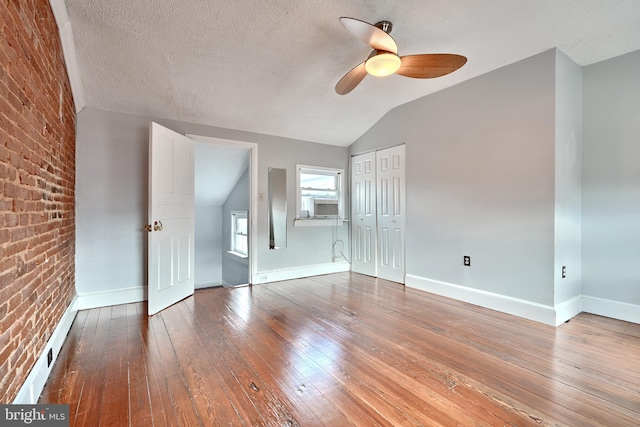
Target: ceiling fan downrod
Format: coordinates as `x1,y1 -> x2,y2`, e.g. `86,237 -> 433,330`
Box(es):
374,21 -> 393,34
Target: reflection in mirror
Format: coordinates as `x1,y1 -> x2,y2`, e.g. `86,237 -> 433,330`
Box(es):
268,168 -> 287,249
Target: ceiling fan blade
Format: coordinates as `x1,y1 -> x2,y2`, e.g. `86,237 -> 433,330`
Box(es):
396,54 -> 467,78
335,61 -> 367,95
339,17 -> 398,54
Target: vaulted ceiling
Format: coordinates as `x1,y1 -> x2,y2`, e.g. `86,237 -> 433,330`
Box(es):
62,0 -> 640,146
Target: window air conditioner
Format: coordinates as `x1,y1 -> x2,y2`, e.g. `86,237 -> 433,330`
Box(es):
313,199 -> 339,218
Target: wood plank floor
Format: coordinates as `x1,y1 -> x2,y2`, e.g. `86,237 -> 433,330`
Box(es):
40,272 -> 640,426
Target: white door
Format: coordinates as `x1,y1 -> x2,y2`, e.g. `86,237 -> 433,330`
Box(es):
376,145 -> 405,283
351,151 -> 377,276
148,122 -> 195,315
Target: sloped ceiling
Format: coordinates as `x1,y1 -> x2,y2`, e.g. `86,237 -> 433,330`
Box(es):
64,0 -> 640,146
194,144 -> 249,206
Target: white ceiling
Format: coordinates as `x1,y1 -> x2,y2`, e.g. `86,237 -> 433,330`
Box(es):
194,143 -> 248,206
64,0 -> 640,147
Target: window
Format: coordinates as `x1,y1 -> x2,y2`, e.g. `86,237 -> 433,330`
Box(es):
296,165 -> 344,223
230,211 -> 248,257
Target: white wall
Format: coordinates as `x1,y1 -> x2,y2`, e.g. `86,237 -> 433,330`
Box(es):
194,204 -> 222,288
349,47 -> 640,325
76,108 -> 148,295
351,50 -> 557,310
553,50 -> 582,308
582,49 -> 640,322
76,107 -> 349,296
222,168 -> 250,286
256,136 -> 350,275
75,47 -> 640,323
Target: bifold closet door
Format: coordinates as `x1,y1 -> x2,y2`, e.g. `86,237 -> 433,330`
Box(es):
351,146 -> 405,283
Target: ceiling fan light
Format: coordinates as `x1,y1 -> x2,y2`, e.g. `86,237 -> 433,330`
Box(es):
365,52 -> 401,77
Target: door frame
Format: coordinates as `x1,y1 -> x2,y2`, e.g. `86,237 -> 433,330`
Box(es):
187,134 -> 258,283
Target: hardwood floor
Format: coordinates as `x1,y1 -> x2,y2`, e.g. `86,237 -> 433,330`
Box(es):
40,272 -> 640,426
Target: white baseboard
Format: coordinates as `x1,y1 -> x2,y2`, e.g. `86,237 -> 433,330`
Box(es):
554,295 -> 583,325
77,286 -> 146,310
13,296 -> 78,404
405,275 -> 558,326
252,261 -> 350,284
582,296 -> 640,324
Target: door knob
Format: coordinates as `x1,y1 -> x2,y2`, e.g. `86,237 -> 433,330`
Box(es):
154,220 -> 163,231
144,224 -> 152,232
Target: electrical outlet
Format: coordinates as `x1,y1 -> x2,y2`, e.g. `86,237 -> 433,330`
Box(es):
463,256 -> 471,266
562,266 -> 566,278
47,348 -> 53,367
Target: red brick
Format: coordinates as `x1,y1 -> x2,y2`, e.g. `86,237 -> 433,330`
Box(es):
0,269 -> 17,287
4,212 -> 19,227
7,291 -> 22,311
12,199 -> 25,211
0,340 -> 18,369
0,0 -> 76,402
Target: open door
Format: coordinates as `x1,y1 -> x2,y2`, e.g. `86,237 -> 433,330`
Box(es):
147,122 -> 195,315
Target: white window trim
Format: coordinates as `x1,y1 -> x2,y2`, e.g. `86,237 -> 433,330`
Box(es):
229,210 -> 248,258
295,164 -> 346,226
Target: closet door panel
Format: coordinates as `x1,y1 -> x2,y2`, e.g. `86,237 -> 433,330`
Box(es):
351,152 -> 377,276
376,145 -> 405,283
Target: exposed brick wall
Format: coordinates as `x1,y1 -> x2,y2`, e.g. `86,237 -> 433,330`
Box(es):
0,1 -> 76,402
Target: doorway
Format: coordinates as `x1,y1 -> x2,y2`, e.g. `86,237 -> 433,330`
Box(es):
190,135 -> 258,288
147,124 -> 258,314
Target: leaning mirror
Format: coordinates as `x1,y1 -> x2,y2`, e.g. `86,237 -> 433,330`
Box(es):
268,167 -> 287,249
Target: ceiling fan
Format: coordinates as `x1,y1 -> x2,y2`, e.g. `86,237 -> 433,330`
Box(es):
335,17 -> 467,95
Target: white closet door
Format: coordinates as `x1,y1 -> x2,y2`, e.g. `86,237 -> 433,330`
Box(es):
351,151 -> 377,276
376,145 -> 405,283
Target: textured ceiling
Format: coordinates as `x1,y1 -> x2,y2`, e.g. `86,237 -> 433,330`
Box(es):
65,0 -> 640,146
